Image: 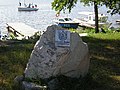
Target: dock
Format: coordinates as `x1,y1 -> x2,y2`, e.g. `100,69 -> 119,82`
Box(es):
73,18 -> 95,29
6,22 -> 38,39
79,23 -> 95,29
116,20 -> 120,23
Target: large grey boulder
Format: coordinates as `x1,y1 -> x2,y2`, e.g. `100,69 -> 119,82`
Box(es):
24,25 -> 90,79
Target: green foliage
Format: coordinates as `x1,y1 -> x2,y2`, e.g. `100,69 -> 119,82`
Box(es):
103,0 -> 120,14
71,27 -> 120,34
71,28 -> 95,33
52,0 -> 120,15
80,0 -> 120,15
80,0 -> 102,5
51,0 -> 104,13
52,0 -> 78,13
51,0 -> 103,13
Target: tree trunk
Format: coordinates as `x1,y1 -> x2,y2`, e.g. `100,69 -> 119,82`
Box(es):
94,2 -> 99,33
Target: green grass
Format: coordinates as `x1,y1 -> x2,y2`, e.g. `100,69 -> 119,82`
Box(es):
81,32 -> 120,90
0,39 -> 37,90
0,32 -> 120,90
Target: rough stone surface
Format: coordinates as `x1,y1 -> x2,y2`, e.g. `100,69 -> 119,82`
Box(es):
22,81 -> 47,90
24,25 -> 90,79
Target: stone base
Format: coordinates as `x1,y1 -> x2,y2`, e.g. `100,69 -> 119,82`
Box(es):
22,81 -> 47,90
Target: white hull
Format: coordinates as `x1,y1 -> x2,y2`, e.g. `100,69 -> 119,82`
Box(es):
54,17 -> 79,29
18,7 -> 38,11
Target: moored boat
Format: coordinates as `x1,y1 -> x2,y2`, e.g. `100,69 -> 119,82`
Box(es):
18,7 -> 38,11
74,11 -> 110,28
54,17 -> 79,29
18,1 -> 38,11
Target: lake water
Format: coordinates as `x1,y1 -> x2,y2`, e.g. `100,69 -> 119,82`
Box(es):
0,0 -> 120,35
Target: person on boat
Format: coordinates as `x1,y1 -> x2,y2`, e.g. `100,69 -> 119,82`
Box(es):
32,6 -> 34,8
19,2 -> 21,6
35,4 -> 37,8
28,3 -> 31,8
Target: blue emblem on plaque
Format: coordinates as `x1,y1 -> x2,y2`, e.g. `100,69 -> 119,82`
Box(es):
58,31 -> 67,41
55,30 -> 70,47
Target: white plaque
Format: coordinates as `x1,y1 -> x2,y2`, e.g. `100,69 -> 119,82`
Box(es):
55,30 -> 70,47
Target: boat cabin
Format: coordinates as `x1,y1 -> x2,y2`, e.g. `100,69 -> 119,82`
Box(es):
54,17 -> 79,29
78,12 -> 108,23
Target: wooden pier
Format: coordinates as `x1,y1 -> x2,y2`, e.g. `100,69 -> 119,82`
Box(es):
79,23 -> 95,29
6,22 -> 38,39
116,20 -> 120,23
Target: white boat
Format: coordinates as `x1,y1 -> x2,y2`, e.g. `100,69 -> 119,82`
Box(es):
18,7 -> 39,11
18,1 -> 38,11
74,11 -> 110,28
54,17 -> 79,29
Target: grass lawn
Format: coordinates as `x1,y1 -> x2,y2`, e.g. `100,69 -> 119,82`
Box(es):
81,32 -> 120,90
0,40 -> 37,90
0,32 -> 120,90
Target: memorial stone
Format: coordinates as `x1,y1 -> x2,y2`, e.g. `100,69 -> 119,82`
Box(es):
24,25 -> 90,79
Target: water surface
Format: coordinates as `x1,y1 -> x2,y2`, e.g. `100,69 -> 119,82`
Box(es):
0,0 -> 119,35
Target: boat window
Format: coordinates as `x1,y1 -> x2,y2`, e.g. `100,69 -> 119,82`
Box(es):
99,17 -> 108,23
59,19 -> 64,22
68,18 -> 72,21
93,16 -> 95,21
89,16 -> 91,20
64,18 -> 72,21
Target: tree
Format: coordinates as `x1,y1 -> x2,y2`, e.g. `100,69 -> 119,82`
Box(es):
94,1 -> 99,33
103,0 -> 120,15
52,0 -> 120,33
52,0 -> 100,33
80,0 -> 101,33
